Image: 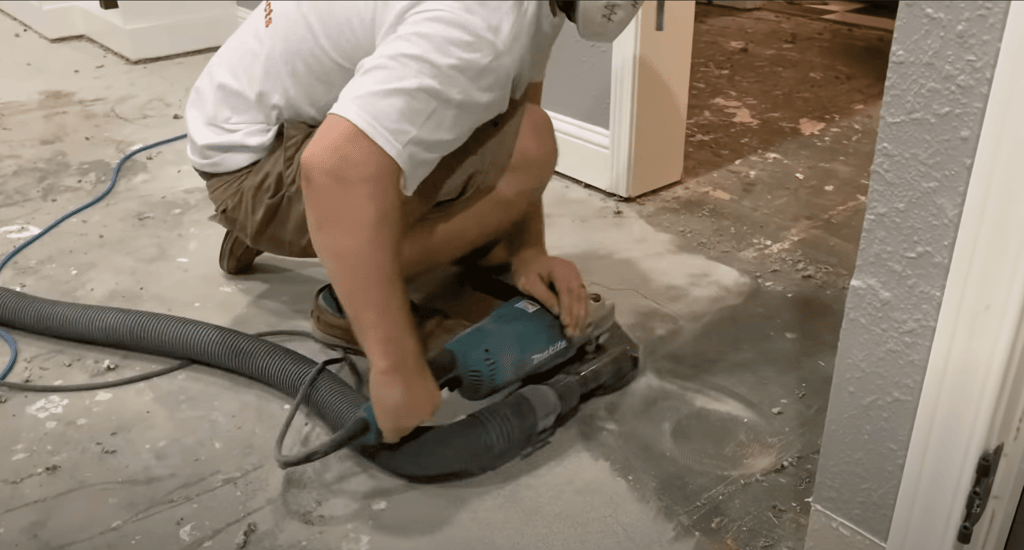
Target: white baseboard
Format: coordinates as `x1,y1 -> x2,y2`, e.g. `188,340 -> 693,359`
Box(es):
0,1 -> 83,38
0,1 -> 238,61
546,111 -> 613,192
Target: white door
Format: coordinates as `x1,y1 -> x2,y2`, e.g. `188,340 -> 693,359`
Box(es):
551,1 -> 695,198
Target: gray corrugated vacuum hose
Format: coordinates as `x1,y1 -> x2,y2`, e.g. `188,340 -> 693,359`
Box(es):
0,286 -> 552,482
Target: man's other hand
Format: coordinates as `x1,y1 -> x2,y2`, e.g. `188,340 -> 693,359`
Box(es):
510,250 -> 589,338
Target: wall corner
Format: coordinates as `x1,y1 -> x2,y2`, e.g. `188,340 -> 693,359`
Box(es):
806,507 -> 886,550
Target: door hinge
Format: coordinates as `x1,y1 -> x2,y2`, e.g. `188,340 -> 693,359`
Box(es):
958,442 -> 1004,544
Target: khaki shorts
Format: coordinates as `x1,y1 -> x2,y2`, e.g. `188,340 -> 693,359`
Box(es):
196,97 -> 527,258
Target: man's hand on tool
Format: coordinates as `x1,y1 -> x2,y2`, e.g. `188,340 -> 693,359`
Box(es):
301,115 -> 443,445
369,357 -> 442,444
510,249 -> 589,338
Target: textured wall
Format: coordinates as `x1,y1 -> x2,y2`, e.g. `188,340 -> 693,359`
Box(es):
811,0 -> 1012,544
540,22 -> 613,130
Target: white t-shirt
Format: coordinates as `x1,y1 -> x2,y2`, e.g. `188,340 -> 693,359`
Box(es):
186,1 -> 565,195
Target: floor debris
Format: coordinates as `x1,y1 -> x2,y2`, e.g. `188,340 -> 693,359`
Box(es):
179,522 -> 197,542
235,521 -> 258,549
796,474 -> 814,489
777,457 -> 799,471
3,464 -> 60,485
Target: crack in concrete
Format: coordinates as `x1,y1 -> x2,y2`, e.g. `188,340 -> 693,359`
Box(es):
0,473 -> 177,517
587,282 -> 683,321
118,466 -> 265,527
182,502 -> 272,550
49,465 -> 265,549
683,448 -> 820,519
685,474 -> 743,517
2,464 -> 60,486
739,195 -> 867,259
109,105 -> 144,125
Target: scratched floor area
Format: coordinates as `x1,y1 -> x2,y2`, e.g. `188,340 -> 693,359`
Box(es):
0,5 -> 890,550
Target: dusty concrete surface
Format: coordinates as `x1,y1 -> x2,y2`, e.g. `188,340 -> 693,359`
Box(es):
0,5 -> 889,550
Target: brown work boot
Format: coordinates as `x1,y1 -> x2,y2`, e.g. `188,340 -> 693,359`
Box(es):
219,230 -> 263,275
310,284 -> 471,358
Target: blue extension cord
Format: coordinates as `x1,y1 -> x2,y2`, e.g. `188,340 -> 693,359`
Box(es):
0,139 -> 373,466
0,133 -> 188,381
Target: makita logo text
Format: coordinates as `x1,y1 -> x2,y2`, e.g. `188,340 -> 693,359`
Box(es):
532,340 -> 567,365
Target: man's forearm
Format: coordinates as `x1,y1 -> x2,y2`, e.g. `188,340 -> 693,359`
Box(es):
301,170 -> 424,369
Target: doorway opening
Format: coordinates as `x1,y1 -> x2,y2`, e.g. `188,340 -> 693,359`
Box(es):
601,2 -> 899,548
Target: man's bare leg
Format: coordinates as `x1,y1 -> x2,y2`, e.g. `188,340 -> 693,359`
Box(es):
397,104 -> 556,282
392,101 -> 590,337
312,101 -> 586,343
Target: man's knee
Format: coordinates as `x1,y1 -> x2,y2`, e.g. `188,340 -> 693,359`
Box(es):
503,104 -> 557,198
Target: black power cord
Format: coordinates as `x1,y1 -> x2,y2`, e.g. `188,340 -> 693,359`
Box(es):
0,329 -> 371,469
274,354 -> 371,469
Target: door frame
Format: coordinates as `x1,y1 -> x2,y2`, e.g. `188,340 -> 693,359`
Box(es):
885,3 -> 1024,548
550,0 -> 694,198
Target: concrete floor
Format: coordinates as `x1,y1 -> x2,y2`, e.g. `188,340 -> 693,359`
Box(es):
0,5 -> 890,550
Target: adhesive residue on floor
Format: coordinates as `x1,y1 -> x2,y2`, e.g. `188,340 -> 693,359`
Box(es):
27,395 -> 69,418
799,118 -> 827,135
0,224 -> 42,239
712,97 -> 761,126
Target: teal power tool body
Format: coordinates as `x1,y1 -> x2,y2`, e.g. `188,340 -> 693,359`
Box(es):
343,277 -> 640,481
435,293 -> 592,400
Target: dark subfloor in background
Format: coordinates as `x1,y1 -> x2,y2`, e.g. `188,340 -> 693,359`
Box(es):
623,3 -> 894,548
635,2 -> 892,291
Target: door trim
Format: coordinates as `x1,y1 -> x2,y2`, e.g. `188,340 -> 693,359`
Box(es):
886,3 -> 1024,548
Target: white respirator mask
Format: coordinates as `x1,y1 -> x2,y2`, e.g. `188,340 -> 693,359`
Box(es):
557,1 -> 666,43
